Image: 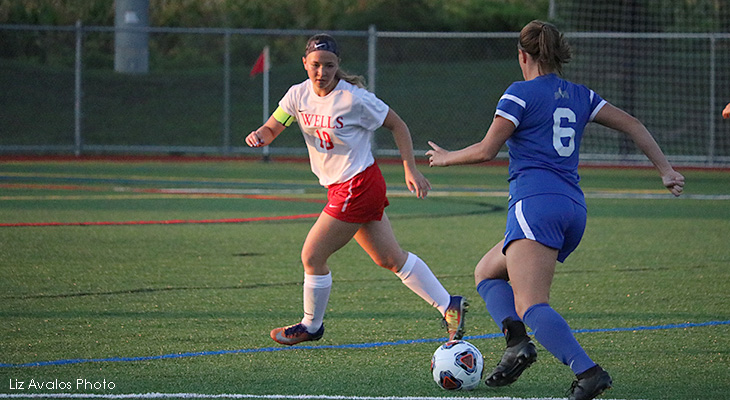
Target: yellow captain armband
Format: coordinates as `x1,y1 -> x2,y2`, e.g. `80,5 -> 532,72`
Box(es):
273,106 -> 295,127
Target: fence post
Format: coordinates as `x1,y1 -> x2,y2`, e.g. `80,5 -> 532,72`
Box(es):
368,25 -> 378,155
74,20 -> 83,156
261,46 -> 271,162
223,30 -> 232,155
114,0 -> 149,74
548,0 -> 557,20
368,25 -> 377,93
708,34 -> 716,165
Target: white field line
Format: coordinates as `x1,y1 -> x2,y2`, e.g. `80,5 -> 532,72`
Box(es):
0,393 -> 636,400
138,188 -> 307,195
0,393 -> 641,400
163,187 -> 727,201
388,188 -> 730,200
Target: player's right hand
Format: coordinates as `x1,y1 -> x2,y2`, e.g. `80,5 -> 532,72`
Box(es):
246,131 -> 265,147
426,141 -> 449,167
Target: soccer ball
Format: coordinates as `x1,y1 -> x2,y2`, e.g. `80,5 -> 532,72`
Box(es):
431,340 -> 484,390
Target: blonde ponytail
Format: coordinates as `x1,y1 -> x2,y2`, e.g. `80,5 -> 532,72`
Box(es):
336,69 -> 366,88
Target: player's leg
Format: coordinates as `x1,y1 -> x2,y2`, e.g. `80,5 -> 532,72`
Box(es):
483,196 -> 561,387
478,239 -> 538,386
509,259 -> 611,397
353,213 -> 407,272
354,213 -> 449,310
504,238 -> 555,317
270,212 -> 361,345
301,211 -> 362,275
474,239 -> 509,282
475,240 -> 520,329
506,196 -> 610,398
354,213 -> 466,339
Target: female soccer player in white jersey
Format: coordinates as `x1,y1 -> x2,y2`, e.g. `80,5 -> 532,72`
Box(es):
245,34 -> 466,346
427,20 -> 684,400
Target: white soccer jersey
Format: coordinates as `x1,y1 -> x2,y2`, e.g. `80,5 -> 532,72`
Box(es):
278,79 -> 389,186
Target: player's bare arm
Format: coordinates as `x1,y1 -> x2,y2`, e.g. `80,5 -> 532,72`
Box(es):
382,108 -> 431,199
427,116 -> 514,167
246,115 -> 286,147
593,103 -> 685,196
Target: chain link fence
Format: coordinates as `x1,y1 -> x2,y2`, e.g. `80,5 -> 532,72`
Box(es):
1,24 -> 729,165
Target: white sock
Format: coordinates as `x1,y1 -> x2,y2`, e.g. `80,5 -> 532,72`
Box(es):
395,253 -> 451,315
300,272 -> 332,333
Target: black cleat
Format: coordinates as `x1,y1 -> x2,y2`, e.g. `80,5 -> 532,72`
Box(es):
485,337 -> 537,387
568,366 -> 613,400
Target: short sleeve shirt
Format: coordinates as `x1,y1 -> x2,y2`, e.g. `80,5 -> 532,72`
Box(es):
495,74 -> 606,207
279,79 -> 390,186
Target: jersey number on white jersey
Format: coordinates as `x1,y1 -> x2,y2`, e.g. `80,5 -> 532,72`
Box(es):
316,129 -> 334,150
552,107 -> 576,157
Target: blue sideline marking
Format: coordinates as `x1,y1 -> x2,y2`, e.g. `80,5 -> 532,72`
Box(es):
1,320 -> 728,368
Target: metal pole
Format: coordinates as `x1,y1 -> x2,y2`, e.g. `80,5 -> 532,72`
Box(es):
548,0 -> 556,21
223,30 -> 231,154
367,25 -> 378,155
263,46 -> 270,125
262,46 -> 271,162
368,25 -> 377,93
74,20 -> 83,156
708,35 -> 716,165
114,0 -> 149,74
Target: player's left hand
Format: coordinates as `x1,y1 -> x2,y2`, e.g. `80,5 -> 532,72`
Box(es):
662,169 -> 685,197
404,167 -> 431,199
723,103 -> 730,119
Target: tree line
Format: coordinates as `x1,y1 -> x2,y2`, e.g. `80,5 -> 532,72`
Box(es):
1,0 -> 548,32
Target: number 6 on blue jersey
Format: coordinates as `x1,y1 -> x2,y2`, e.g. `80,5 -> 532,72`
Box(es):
553,107 -> 576,157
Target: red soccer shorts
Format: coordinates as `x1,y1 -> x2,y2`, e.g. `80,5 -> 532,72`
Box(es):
323,162 -> 389,224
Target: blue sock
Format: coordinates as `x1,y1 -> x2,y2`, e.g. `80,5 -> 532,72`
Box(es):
523,303 -> 596,375
476,279 -> 520,330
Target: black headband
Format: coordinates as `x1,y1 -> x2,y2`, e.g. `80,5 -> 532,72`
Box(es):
305,35 -> 339,57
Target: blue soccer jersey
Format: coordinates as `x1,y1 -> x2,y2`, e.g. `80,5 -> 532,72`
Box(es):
495,73 -> 606,208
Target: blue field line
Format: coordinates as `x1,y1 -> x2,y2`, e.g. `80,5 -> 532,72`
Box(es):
1,320 -> 728,369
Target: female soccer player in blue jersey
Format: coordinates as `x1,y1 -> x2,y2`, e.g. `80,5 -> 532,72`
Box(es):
427,20 -> 684,400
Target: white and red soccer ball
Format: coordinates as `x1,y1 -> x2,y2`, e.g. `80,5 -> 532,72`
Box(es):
431,340 -> 484,390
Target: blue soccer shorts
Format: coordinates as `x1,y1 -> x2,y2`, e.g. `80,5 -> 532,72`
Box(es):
503,194 -> 587,262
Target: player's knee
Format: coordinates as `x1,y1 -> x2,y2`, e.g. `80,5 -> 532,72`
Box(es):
371,249 -> 408,272
373,255 -> 400,272
301,250 -> 325,272
474,257 -> 508,283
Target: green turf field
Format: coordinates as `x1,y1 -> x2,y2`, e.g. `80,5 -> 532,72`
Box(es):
1,158 -> 728,399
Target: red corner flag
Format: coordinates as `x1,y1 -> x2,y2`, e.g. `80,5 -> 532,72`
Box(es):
250,48 -> 268,77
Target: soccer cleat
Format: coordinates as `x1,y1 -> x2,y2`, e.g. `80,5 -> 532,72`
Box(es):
270,323 -> 324,346
442,295 -> 468,340
568,366 -> 613,400
484,337 -> 538,387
